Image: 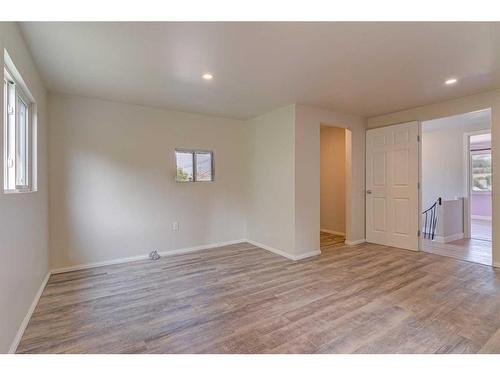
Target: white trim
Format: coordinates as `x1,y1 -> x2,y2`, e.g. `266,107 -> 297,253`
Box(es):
245,239 -> 321,261
51,254 -> 148,274
320,228 -> 345,236
157,239 -> 245,257
245,239 -> 295,260
51,237 -> 324,275
51,239 -> 246,274
345,238 -> 366,246
293,250 -> 322,260
471,215 -> 492,221
433,232 -> 464,243
9,272 -> 50,354
494,262 -> 500,269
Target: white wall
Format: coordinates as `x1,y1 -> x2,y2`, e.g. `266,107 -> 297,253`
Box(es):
0,23 -> 49,353
295,105 -> 366,250
245,104 -> 365,258
422,120 -> 490,210
48,93 -> 247,269
246,105 -> 296,256
367,89 -> 500,267
320,126 -> 346,234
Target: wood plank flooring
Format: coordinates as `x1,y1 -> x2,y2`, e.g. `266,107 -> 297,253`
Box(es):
17,239 -> 500,353
471,218 -> 492,241
320,231 -> 345,248
421,238 -> 492,266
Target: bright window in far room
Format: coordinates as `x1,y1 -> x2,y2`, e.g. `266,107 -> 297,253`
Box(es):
175,149 -> 214,182
471,152 -> 492,192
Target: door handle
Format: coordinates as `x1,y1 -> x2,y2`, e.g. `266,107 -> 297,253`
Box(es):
366,190 -> 372,194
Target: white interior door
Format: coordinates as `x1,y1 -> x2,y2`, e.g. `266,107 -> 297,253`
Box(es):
366,122 -> 419,251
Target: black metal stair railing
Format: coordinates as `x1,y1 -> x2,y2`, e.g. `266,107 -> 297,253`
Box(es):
422,197 -> 442,240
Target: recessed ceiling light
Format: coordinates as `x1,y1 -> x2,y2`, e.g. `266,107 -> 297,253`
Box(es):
445,78 -> 457,85
202,73 -> 213,80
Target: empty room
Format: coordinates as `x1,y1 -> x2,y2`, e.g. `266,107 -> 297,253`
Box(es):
2,9 -> 500,368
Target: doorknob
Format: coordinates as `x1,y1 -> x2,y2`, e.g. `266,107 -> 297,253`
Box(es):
366,190 -> 372,194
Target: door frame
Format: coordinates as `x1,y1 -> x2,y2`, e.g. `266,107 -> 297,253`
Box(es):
417,121 -> 422,251
463,129 -> 492,239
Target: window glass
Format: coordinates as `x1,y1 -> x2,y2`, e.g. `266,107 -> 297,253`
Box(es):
16,95 -> 28,187
195,152 -> 213,181
471,152 -> 491,192
175,151 -> 194,182
175,149 -> 214,182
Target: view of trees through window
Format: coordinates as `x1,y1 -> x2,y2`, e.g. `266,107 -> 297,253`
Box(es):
175,151 -> 194,182
471,152 -> 491,192
175,149 -> 213,182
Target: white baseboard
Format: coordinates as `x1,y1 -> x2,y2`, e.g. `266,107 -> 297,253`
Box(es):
52,237 -> 324,275
51,254 -> 149,274
345,239 -> 366,246
434,233 -> 464,243
320,228 -> 346,236
51,239 -> 246,274
9,272 -> 50,354
246,239 -> 295,260
158,239 -> 246,257
245,239 -> 321,261
293,249 -> 322,260
494,262 -> 500,269
471,215 -> 492,221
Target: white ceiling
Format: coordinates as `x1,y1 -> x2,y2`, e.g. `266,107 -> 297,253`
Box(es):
19,22 -> 500,120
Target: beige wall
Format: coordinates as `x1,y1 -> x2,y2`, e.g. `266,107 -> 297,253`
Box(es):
246,104 -> 365,258
422,120 -> 490,210
295,105 -> 366,251
0,23 -> 49,353
245,105 -> 296,256
48,93 -> 247,270
367,89 -> 500,267
320,126 -> 346,234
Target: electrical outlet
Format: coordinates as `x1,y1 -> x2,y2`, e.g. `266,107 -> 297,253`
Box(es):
172,222 -> 179,231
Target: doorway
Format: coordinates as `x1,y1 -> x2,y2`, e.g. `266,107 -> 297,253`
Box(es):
320,125 -> 348,251
420,109 -> 492,266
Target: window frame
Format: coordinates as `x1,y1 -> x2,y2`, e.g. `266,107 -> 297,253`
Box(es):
175,148 -> 215,183
3,66 -> 34,193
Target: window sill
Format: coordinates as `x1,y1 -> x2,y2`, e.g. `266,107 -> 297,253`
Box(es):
175,180 -> 215,183
4,189 -> 37,194
471,191 -> 492,195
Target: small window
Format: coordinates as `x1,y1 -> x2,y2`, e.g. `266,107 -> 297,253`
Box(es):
471,152 -> 491,192
4,66 -> 34,192
175,149 -> 214,182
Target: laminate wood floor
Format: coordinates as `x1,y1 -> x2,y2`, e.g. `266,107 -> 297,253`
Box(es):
421,238 -> 492,266
471,219 -> 492,241
17,240 -> 500,354
320,231 -> 345,248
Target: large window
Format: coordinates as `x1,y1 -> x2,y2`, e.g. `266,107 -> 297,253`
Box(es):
175,149 -> 214,182
471,151 -> 491,192
4,67 -> 34,192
